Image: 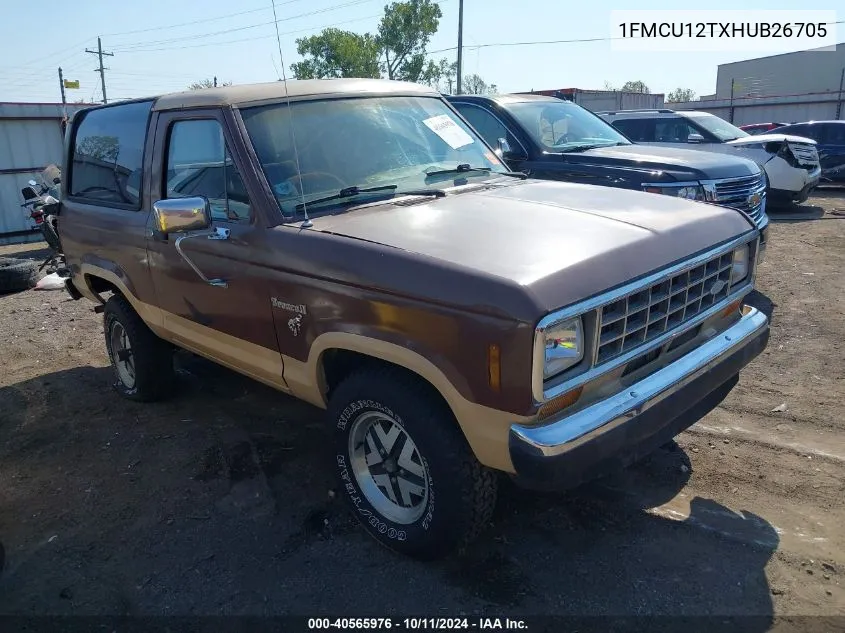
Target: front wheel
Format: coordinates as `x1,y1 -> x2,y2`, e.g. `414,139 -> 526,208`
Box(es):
103,295 -> 175,402
328,368 -> 497,559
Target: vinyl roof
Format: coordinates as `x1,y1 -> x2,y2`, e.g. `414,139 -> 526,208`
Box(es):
151,78 -> 439,111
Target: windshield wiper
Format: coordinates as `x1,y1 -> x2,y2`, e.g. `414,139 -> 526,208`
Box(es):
558,143 -> 618,153
294,184 -> 444,212
425,164 -> 527,179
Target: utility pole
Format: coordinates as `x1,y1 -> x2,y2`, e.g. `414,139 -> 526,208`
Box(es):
86,37 -> 114,104
214,76 -> 218,88
58,67 -> 66,107
836,67 -> 844,121
456,0 -> 464,95
729,78 -> 735,123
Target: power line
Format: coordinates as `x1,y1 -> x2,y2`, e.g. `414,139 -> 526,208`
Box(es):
103,0 -> 317,38
103,4 -> 272,38
109,12 -> 385,54
109,0 -> 381,51
4,38 -> 93,71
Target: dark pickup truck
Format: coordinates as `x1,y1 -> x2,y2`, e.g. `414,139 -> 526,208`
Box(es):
446,94 -> 770,259
59,79 -> 769,559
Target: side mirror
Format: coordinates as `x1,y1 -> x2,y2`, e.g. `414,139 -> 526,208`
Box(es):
496,137 -> 527,162
28,179 -> 38,187
687,133 -> 705,143
495,137 -> 512,157
153,197 -> 212,236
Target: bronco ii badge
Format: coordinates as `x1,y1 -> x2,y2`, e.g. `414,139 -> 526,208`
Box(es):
271,297 -> 307,315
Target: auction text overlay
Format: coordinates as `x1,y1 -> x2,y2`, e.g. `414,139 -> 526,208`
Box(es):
610,10 -> 838,52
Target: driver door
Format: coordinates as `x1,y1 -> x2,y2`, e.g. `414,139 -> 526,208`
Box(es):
145,109 -> 285,389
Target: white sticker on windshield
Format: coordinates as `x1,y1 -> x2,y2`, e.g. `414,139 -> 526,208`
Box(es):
423,114 -> 474,149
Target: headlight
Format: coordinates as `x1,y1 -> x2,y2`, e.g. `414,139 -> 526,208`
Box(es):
541,317 -> 584,379
730,244 -> 750,284
645,184 -> 705,201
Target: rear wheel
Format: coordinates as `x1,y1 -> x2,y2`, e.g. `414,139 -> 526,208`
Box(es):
328,367 -> 497,559
103,295 -> 175,402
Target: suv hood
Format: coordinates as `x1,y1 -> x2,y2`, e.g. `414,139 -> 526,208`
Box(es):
308,180 -> 755,312
568,143 -> 760,179
727,133 -> 817,146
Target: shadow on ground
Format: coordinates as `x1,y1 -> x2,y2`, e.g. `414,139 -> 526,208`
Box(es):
0,355 -> 779,621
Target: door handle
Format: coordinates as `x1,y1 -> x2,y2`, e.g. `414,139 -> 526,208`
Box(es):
173,227 -> 230,288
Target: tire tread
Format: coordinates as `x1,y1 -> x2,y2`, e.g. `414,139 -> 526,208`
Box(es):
330,366 -> 497,558
104,294 -> 174,402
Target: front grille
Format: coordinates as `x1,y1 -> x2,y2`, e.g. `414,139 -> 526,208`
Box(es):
711,173 -> 767,228
597,250 -> 737,364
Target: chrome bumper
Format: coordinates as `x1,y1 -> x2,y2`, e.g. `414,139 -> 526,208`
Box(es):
509,305 -> 769,488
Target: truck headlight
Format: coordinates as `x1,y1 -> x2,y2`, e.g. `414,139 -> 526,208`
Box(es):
644,184 -> 705,201
540,317 -> 584,379
730,244 -> 750,284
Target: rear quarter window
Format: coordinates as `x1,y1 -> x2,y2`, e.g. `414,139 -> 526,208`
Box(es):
70,100 -> 153,209
610,118 -> 654,142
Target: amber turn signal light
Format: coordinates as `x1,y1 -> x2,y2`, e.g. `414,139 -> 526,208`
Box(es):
720,299 -> 742,320
538,386 -> 583,421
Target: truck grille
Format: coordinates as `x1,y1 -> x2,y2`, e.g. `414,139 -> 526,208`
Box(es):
710,173 -> 767,229
788,142 -> 819,168
596,250 -> 738,364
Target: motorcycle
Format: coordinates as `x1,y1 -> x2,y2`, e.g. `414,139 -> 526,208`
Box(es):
20,165 -> 67,276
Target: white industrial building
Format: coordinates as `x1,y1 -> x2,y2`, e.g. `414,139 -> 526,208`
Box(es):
673,42 -> 845,125
0,102 -> 88,246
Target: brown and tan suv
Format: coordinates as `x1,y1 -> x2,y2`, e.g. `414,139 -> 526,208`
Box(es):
58,79 -> 770,559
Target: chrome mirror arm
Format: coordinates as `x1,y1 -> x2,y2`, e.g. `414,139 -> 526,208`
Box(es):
173,227 -> 230,288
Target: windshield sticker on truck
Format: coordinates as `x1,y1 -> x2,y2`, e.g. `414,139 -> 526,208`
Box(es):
423,115 -> 474,149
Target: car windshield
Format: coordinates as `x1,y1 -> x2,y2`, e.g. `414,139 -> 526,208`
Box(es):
505,100 -> 631,152
688,113 -> 750,142
240,95 -> 509,217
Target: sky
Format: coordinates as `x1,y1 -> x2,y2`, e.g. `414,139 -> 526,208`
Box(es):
0,0 -> 841,104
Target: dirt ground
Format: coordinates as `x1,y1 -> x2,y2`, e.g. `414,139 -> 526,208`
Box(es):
0,192 -> 844,624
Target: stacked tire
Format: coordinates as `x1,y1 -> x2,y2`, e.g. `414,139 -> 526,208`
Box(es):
0,257 -> 40,294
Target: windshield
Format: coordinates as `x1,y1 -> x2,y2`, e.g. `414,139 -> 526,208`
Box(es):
506,100 -> 631,152
687,113 -> 750,142
240,95 -> 508,217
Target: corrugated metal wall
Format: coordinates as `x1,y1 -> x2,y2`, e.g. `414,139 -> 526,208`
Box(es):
671,92 -> 843,126
517,89 -> 666,112
0,102 -> 88,246
573,90 -> 665,112
715,43 -> 845,100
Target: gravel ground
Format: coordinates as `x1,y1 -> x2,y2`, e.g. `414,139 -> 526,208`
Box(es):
0,192 -> 843,623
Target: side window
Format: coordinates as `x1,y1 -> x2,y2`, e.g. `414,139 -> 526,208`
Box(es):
165,119 -> 251,223
782,124 -> 811,139
70,100 -> 152,208
611,118 -> 654,142
821,123 -> 845,144
453,104 -> 516,149
655,119 -> 698,143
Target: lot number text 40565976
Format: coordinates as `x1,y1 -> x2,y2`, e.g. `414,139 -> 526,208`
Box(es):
307,618 -> 528,630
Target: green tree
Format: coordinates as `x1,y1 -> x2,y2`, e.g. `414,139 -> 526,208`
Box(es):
290,28 -> 381,79
188,78 -> 232,90
667,87 -> 696,103
463,73 -> 496,95
377,0 -> 442,82
421,58 -> 456,93
77,135 -> 119,162
620,80 -> 650,94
